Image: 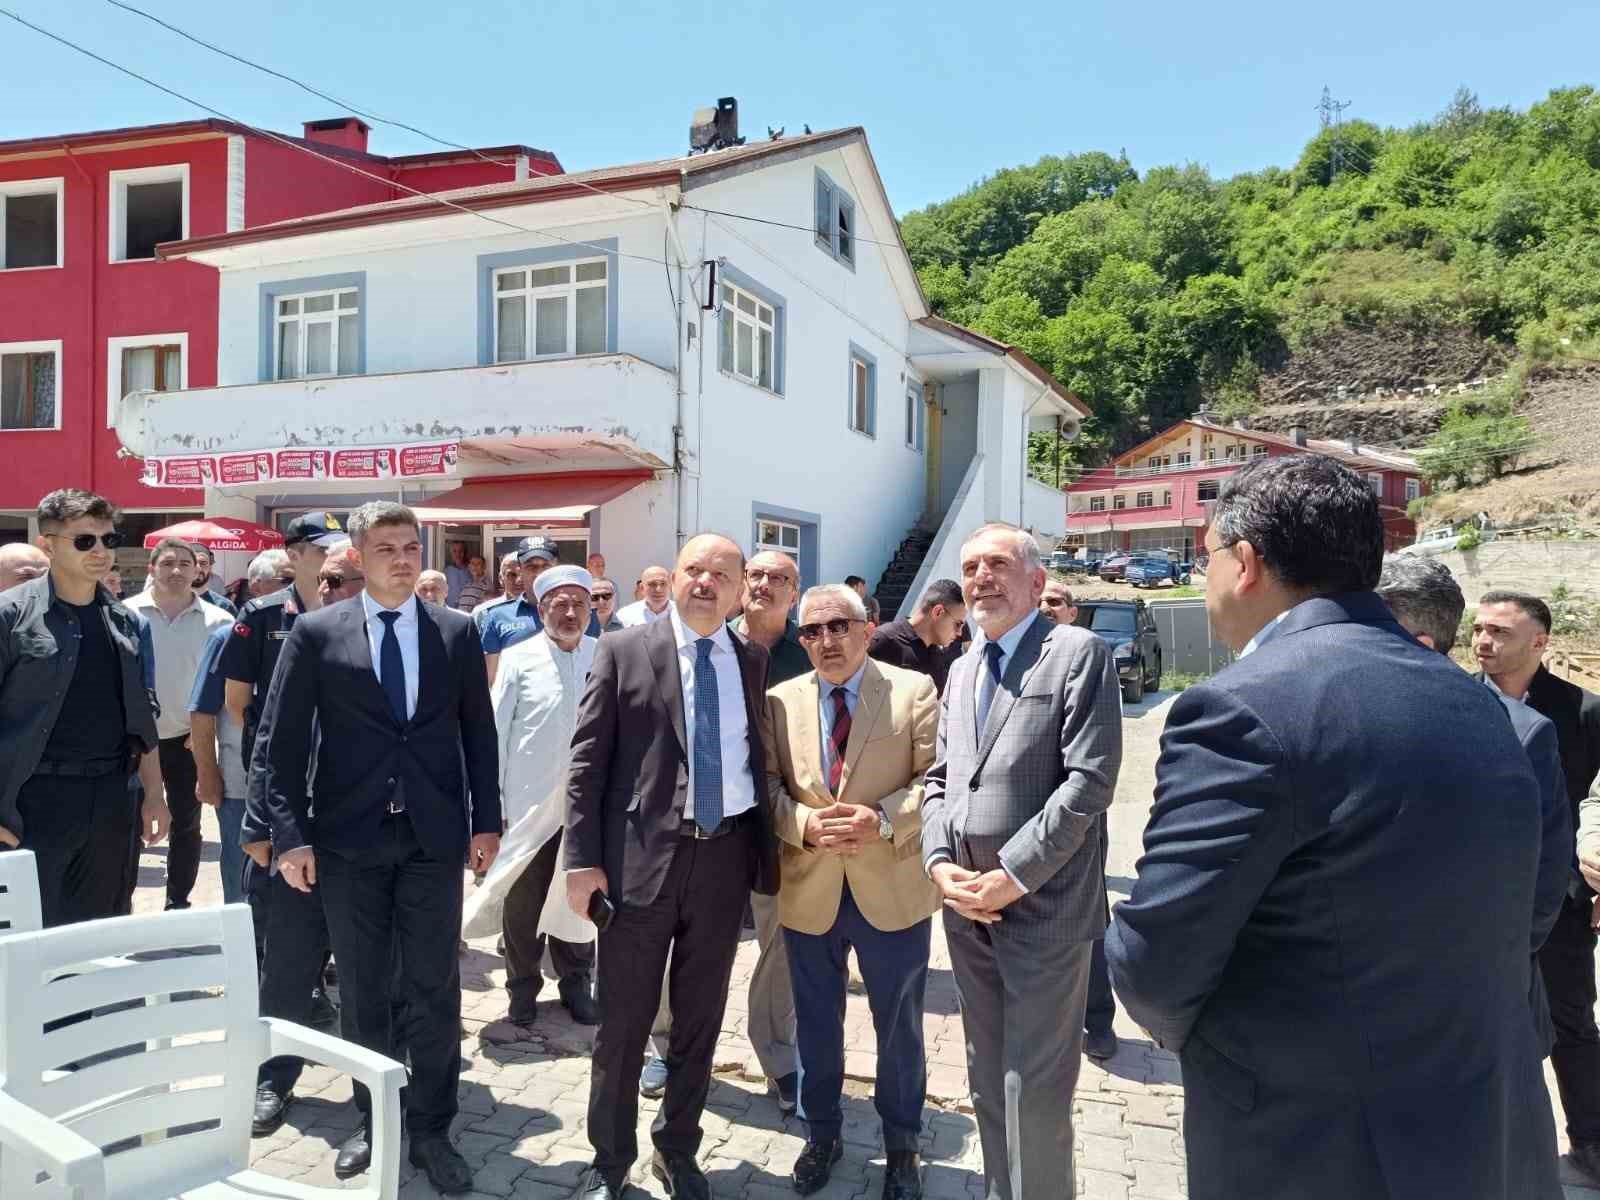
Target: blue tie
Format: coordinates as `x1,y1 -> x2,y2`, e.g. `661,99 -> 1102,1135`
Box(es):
977,641 -> 1004,730
692,637 -> 724,834
377,610 -> 408,724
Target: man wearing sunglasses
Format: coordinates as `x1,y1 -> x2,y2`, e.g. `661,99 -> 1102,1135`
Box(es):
0,488 -> 165,927
589,578 -> 624,635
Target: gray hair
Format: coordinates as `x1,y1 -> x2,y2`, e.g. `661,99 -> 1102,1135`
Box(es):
1377,555 -> 1464,654
799,583 -> 868,624
347,500 -> 419,547
247,548 -> 290,586
961,522 -> 1042,573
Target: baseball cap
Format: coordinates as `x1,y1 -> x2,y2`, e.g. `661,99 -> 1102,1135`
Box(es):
283,511 -> 346,548
515,535 -> 557,565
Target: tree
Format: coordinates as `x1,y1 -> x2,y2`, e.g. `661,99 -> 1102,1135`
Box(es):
1293,120 -> 1384,188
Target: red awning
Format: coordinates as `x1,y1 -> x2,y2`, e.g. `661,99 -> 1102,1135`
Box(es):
143,518 -> 285,552
412,471 -> 652,526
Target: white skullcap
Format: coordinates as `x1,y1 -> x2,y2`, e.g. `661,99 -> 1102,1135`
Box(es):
533,565 -> 594,603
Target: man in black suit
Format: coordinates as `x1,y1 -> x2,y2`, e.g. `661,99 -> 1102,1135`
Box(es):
1473,589 -> 1600,1181
253,501 -> 500,1195
1106,456 -> 1561,1200
565,533 -> 778,1200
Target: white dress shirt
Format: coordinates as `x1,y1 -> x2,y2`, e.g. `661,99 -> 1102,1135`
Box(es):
617,599 -> 669,628
1239,607 -> 1292,658
123,590 -> 233,738
361,590 -> 420,720
972,609 -> 1041,713
669,604 -> 756,819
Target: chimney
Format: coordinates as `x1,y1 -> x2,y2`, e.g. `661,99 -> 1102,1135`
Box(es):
1289,424 -> 1306,447
303,117 -> 371,154
1232,415 -> 1250,430
1195,408 -> 1218,425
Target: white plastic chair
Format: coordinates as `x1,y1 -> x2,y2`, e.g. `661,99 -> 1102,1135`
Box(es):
0,849 -> 44,936
0,904 -> 406,1199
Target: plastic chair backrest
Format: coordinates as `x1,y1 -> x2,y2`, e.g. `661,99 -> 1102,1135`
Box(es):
0,850 -> 43,936
0,904 -> 265,1200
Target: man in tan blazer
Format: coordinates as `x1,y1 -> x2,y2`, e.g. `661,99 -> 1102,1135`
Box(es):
767,583 -> 940,1200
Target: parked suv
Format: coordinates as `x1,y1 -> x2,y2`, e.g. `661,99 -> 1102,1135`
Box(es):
1124,553 -> 1191,589
1072,599 -> 1161,703
1098,553 -> 1133,582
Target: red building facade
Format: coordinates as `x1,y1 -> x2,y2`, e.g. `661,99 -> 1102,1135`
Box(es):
1062,414 -> 1425,556
0,116 -> 559,542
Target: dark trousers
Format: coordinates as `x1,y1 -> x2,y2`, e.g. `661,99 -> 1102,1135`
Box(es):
504,830 -> 594,1020
157,734 -> 201,909
1539,895 -> 1600,1144
784,885 -> 930,1151
318,815 -> 463,1137
589,829 -> 752,1179
16,770 -> 135,928
257,869 -> 334,1098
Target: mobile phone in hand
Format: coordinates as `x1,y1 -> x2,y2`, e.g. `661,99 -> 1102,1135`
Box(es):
587,888 -> 616,932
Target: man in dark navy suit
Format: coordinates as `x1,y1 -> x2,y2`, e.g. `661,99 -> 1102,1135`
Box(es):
1106,456 -> 1562,1200
253,501 -> 500,1195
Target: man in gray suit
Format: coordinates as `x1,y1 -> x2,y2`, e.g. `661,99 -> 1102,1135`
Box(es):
922,523 -> 1123,1200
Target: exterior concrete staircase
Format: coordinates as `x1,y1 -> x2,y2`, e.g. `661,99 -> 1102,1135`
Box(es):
873,525 -> 937,622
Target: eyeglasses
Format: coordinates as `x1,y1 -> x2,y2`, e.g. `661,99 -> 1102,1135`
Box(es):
590,591 -> 615,602
319,573 -> 364,589
47,531 -> 125,552
1040,596 -> 1073,607
745,568 -> 795,588
796,618 -> 863,642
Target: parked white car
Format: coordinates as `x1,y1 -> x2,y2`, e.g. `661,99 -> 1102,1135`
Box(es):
1398,522 -> 1494,556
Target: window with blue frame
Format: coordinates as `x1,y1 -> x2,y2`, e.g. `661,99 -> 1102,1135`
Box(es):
814,169 -> 856,267
848,346 -> 876,437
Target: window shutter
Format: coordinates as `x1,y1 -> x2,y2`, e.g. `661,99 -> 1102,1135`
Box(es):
718,304 -> 734,373
836,195 -> 854,264
815,176 -> 834,248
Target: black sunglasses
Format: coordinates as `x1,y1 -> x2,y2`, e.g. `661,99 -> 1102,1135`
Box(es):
319,573 -> 364,589
796,617 -> 863,643
50,532 -> 125,552
590,591 -> 615,601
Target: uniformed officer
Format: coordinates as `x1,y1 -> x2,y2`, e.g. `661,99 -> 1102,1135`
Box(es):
219,511 -> 344,1138
481,535 -> 557,683
473,552 -> 523,635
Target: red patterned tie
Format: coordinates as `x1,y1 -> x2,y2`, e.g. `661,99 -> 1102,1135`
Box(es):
828,687 -> 852,794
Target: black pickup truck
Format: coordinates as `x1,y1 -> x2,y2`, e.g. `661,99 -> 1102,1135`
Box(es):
1070,598 -> 1162,703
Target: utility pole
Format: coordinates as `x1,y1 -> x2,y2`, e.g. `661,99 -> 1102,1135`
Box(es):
1316,86 -> 1353,179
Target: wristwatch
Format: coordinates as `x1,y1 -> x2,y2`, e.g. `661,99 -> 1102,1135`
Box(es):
878,811 -> 895,842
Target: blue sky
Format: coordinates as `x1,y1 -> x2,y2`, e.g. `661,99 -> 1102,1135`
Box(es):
3,0 -> 1598,213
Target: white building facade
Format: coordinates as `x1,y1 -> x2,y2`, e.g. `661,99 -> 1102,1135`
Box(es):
115,128 -> 1084,615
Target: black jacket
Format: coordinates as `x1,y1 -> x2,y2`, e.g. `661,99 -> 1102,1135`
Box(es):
1525,666 -> 1600,866
0,574 -> 159,837
251,594 -> 500,863
565,615 -> 778,906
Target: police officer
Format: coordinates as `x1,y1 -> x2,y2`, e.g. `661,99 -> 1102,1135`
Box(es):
481,535 -> 557,683
473,552 -> 523,635
219,511 -> 344,1137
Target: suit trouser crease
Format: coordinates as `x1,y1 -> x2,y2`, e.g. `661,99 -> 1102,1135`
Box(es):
257,870 -> 334,1096
157,734 -> 202,909
945,910 -> 1091,1200
317,815 -> 463,1137
503,829 -> 594,1019
17,772 -> 134,928
590,832 -> 751,1177
650,888 -> 797,1080
1540,897 -> 1600,1143
784,884 -> 930,1152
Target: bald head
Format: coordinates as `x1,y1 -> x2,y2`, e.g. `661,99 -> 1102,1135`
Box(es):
672,533 -> 745,635
0,543 -> 49,592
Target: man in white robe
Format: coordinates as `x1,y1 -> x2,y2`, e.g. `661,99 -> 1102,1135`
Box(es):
463,565 -> 599,1028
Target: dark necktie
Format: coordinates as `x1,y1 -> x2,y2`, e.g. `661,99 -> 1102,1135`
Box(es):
376,610 -> 408,723
692,638 -> 723,833
977,641 -> 1004,730
828,686 -> 852,794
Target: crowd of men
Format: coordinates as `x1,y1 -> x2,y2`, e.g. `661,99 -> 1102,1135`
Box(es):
0,453 -> 1597,1200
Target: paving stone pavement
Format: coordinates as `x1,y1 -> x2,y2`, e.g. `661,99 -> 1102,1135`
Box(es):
130,689 -> 1596,1198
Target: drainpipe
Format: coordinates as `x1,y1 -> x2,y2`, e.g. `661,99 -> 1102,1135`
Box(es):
63,144 -> 96,488
660,193 -> 689,549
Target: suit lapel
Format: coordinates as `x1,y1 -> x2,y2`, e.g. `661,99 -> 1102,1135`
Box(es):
411,604 -> 447,728
839,664 -> 889,799
794,672 -> 825,796
646,616 -> 687,757
728,627 -> 767,775
343,601 -> 396,723
975,617 -> 1052,773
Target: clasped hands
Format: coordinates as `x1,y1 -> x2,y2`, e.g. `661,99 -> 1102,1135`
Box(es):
930,861 -> 1024,924
274,833 -> 500,894
802,802 -> 883,856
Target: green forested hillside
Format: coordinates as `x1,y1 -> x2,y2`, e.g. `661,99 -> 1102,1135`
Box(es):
904,86 -> 1600,474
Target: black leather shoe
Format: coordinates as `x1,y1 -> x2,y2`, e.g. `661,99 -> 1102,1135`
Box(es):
251,1086 -> 291,1137
580,1167 -> 625,1200
882,1150 -> 922,1200
652,1150 -> 711,1200
791,1138 -> 842,1196
1572,1141 -> 1600,1184
410,1135 -> 474,1195
333,1128 -> 371,1180
561,975 -> 600,1026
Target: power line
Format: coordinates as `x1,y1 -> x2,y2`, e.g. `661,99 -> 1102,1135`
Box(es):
0,6 -> 680,269
681,202 -> 908,251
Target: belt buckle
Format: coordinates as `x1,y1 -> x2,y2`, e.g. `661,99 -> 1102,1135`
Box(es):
386,798 -> 405,815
